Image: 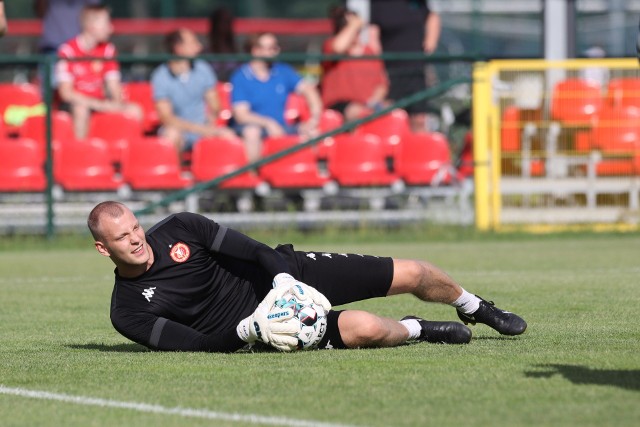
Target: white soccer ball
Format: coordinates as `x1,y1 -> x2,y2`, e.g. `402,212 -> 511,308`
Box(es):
272,292 -> 327,350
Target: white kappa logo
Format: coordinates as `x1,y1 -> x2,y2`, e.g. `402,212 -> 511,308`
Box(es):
322,253 -> 332,258
142,287 -> 156,302
306,253 -> 316,261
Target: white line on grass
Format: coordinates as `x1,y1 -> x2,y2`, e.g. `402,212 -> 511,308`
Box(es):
0,385 -> 360,427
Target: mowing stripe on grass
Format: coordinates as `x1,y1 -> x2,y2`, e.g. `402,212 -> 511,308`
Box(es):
0,385 -> 359,427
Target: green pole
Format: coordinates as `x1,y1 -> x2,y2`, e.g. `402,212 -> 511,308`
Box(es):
43,55 -> 55,239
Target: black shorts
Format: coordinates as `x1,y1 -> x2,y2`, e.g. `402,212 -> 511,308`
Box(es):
386,65 -> 431,114
275,244 -> 394,349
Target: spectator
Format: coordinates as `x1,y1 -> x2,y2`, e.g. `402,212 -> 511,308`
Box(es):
207,6 -> 241,82
34,0 -> 100,55
151,28 -> 235,153
321,6 -> 388,122
230,32 -> 323,163
0,1 -> 7,37
56,4 -> 141,140
370,0 -> 441,133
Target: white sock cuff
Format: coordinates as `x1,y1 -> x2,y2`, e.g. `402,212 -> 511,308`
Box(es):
452,289 -> 481,314
400,319 -> 422,340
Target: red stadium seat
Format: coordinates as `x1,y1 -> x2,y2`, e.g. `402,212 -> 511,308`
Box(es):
318,109 -> 344,133
284,93 -> 311,125
18,111 -> 75,157
395,132 -> 455,185
88,112 -> 144,164
328,134 -> 399,186
607,78 -> 640,108
354,108 -> 411,156
54,138 -> 123,191
0,83 -> 43,133
0,138 -> 47,192
122,136 -> 192,190
260,135 -> 330,188
501,105 -> 521,152
122,81 -> 159,132
215,82 -> 233,126
550,78 -> 603,126
589,105 -> 640,175
191,137 -> 263,189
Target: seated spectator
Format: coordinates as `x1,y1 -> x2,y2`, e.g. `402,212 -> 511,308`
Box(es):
321,7 -> 389,122
0,0 -> 7,37
230,32 -> 323,163
207,6 -> 241,82
56,4 -> 141,140
151,28 -> 235,153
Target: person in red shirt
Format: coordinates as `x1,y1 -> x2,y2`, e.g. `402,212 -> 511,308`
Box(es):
320,7 -> 388,122
56,4 -> 140,139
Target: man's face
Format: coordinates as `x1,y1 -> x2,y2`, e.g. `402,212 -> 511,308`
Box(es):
87,10 -> 113,43
175,29 -> 203,58
94,208 -> 150,272
252,34 -> 280,59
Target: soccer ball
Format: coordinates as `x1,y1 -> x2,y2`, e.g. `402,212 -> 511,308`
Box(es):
272,292 -> 327,350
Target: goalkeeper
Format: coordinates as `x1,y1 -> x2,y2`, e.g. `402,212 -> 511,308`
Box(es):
88,201 -> 527,352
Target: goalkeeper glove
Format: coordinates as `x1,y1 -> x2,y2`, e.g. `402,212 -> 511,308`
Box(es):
236,298 -> 300,351
267,273 -> 332,312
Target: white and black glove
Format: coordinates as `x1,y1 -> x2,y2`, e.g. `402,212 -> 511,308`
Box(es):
266,273 -> 332,312
236,297 -> 300,351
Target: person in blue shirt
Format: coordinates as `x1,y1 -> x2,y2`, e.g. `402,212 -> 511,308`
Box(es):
230,32 -> 323,163
151,28 -> 235,152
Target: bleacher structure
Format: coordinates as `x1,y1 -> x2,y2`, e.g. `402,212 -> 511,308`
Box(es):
0,80 -> 471,234
472,58 -> 640,230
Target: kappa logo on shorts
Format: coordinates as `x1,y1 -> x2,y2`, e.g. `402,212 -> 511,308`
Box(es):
169,242 -> 190,263
322,253 -> 332,258
306,253 -> 316,261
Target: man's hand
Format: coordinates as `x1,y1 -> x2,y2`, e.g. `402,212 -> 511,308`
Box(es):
264,119 -> 286,137
268,273 -> 332,312
236,299 -> 300,351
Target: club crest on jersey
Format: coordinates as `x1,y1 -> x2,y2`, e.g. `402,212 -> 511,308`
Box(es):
169,242 -> 190,263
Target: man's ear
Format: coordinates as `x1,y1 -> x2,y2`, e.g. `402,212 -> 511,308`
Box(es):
95,241 -> 110,257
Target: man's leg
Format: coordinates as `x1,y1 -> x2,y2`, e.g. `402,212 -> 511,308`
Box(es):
241,125 -> 263,163
71,103 -> 91,140
389,259 -> 527,336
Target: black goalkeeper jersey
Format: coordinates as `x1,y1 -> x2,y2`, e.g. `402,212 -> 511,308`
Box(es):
109,212 -> 294,353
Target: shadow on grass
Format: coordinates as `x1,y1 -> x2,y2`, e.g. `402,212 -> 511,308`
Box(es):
524,364 -> 640,392
67,343 -> 150,353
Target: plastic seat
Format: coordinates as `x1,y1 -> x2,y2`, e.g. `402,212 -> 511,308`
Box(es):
0,138 -> 47,192
328,134 -> 399,186
501,105 -> 520,152
550,78 -> 603,126
88,112 -> 144,163
354,108 -> 411,156
54,138 -> 123,191
18,111 -> 75,157
215,82 -> 233,126
260,135 -> 330,188
589,105 -> 640,175
284,93 -> 311,125
319,109 -> 344,133
122,81 -> 159,132
607,78 -> 640,108
191,137 -> 263,189
395,133 -> 455,185
122,136 -> 192,190
0,83 -> 43,132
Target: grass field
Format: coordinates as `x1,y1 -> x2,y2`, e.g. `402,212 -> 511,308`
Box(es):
1,231 -> 639,427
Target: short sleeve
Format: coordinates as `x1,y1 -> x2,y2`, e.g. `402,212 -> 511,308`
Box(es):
151,66 -> 169,101
280,63 -> 303,93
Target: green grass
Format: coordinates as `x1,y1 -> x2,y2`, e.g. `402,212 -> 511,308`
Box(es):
1,233 -> 639,426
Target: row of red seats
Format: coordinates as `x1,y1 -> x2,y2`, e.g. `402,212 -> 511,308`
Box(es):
0,132 -> 454,193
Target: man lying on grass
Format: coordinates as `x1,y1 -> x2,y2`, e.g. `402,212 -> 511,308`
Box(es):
88,201 -> 526,352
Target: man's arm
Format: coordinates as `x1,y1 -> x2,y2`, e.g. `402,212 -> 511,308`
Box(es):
0,1 -> 8,37
155,98 -> 225,137
57,79 -> 120,111
297,81 -> 322,135
232,101 -> 285,136
423,11 -> 441,54
112,310 -> 246,352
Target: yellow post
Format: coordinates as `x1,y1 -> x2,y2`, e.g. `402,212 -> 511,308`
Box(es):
472,62 -> 492,230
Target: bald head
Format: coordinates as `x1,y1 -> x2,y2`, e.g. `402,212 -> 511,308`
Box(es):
87,201 -> 127,240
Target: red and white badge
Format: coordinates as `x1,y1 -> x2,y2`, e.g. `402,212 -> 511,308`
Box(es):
170,242 -> 190,263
